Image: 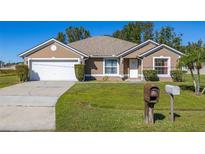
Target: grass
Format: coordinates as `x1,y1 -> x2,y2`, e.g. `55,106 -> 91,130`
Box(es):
56,75 -> 205,132
1,73 -> 205,131
0,74 -> 19,88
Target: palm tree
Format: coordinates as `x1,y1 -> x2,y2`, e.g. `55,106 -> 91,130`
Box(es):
178,40 -> 205,95
178,53 -> 197,93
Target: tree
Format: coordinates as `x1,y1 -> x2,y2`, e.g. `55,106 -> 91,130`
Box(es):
66,26 -> 90,43
56,32 -> 66,44
154,26 -> 183,50
112,30 -> 124,40
178,40 -> 205,95
142,22 -> 154,41
112,23 -> 182,48
113,22 -> 154,44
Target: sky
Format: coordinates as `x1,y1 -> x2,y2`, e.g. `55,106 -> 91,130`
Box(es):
1,21 -> 205,63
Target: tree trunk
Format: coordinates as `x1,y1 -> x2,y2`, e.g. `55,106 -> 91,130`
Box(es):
197,68 -> 201,95
189,68 -> 197,93
202,88 -> 205,94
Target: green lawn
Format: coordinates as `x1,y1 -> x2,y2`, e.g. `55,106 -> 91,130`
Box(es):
56,75 -> 205,132
0,74 -> 19,88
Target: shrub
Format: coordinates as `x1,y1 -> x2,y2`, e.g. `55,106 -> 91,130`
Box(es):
103,76 -> 109,81
171,70 -> 184,82
182,70 -> 187,74
74,64 -> 85,81
143,70 -> 159,81
15,64 -> 29,82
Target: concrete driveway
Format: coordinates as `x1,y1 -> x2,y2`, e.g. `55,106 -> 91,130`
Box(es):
0,81 -> 75,131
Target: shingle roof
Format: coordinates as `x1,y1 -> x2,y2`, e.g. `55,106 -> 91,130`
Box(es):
68,36 -> 137,56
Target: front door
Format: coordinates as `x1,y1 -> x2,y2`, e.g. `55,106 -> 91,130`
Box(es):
129,59 -> 138,78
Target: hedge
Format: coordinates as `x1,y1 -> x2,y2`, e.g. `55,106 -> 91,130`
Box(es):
15,64 -> 29,82
143,70 -> 159,81
74,64 -> 85,81
170,70 -> 184,82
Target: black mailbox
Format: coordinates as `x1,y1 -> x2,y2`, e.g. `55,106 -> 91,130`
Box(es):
144,83 -> 160,103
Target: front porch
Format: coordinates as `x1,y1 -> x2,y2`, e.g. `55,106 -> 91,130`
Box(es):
120,57 -> 143,81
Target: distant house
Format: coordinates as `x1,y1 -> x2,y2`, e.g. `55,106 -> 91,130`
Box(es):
4,64 -> 16,70
186,63 -> 205,74
19,36 -> 184,81
0,61 -> 4,68
0,61 -> 18,70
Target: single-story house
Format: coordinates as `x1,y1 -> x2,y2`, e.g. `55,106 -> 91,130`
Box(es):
19,36 -> 184,81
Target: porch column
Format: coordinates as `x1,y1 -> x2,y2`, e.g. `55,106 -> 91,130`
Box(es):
141,58 -> 144,80
80,56 -> 85,64
119,57 -> 124,77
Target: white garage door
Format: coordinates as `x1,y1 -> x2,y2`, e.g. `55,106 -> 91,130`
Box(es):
29,59 -> 79,81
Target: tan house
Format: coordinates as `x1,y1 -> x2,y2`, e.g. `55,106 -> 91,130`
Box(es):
19,36 -> 184,81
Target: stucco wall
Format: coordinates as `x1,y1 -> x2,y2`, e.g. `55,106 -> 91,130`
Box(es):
143,47 -> 180,70
85,58 -> 103,74
123,43 -> 157,58
85,58 -> 141,78
24,42 -> 81,63
123,58 -> 129,74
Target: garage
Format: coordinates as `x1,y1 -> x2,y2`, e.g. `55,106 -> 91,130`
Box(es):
29,58 -> 80,81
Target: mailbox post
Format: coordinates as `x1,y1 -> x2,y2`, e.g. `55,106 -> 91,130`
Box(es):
144,83 -> 160,124
165,85 -> 180,122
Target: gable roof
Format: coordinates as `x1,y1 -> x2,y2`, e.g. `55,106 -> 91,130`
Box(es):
19,36 -> 184,59
116,39 -> 159,57
68,36 -> 137,57
19,38 -> 89,58
139,44 -> 185,57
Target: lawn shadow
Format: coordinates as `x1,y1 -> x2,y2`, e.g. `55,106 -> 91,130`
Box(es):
179,85 -> 195,92
179,84 -> 205,92
174,113 -> 181,119
168,112 -> 181,121
154,113 -> 165,121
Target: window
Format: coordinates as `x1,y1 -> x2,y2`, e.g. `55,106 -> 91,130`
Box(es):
154,58 -> 169,75
104,59 -> 118,74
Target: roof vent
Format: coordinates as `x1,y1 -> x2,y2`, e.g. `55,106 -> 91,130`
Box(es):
51,45 -> 57,51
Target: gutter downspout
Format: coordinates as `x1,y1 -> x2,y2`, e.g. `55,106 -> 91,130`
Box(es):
141,58 -> 144,81
81,56 -> 89,64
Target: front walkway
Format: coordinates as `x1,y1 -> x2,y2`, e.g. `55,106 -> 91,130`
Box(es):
0,81 -> 75,131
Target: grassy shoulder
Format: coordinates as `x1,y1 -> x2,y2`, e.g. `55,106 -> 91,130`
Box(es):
0,74 -> 19,88
56,75 -> 205,131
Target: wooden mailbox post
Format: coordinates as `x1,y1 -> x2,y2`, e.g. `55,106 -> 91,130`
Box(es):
144,83 -> 160,124
165,85 -> 180,122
